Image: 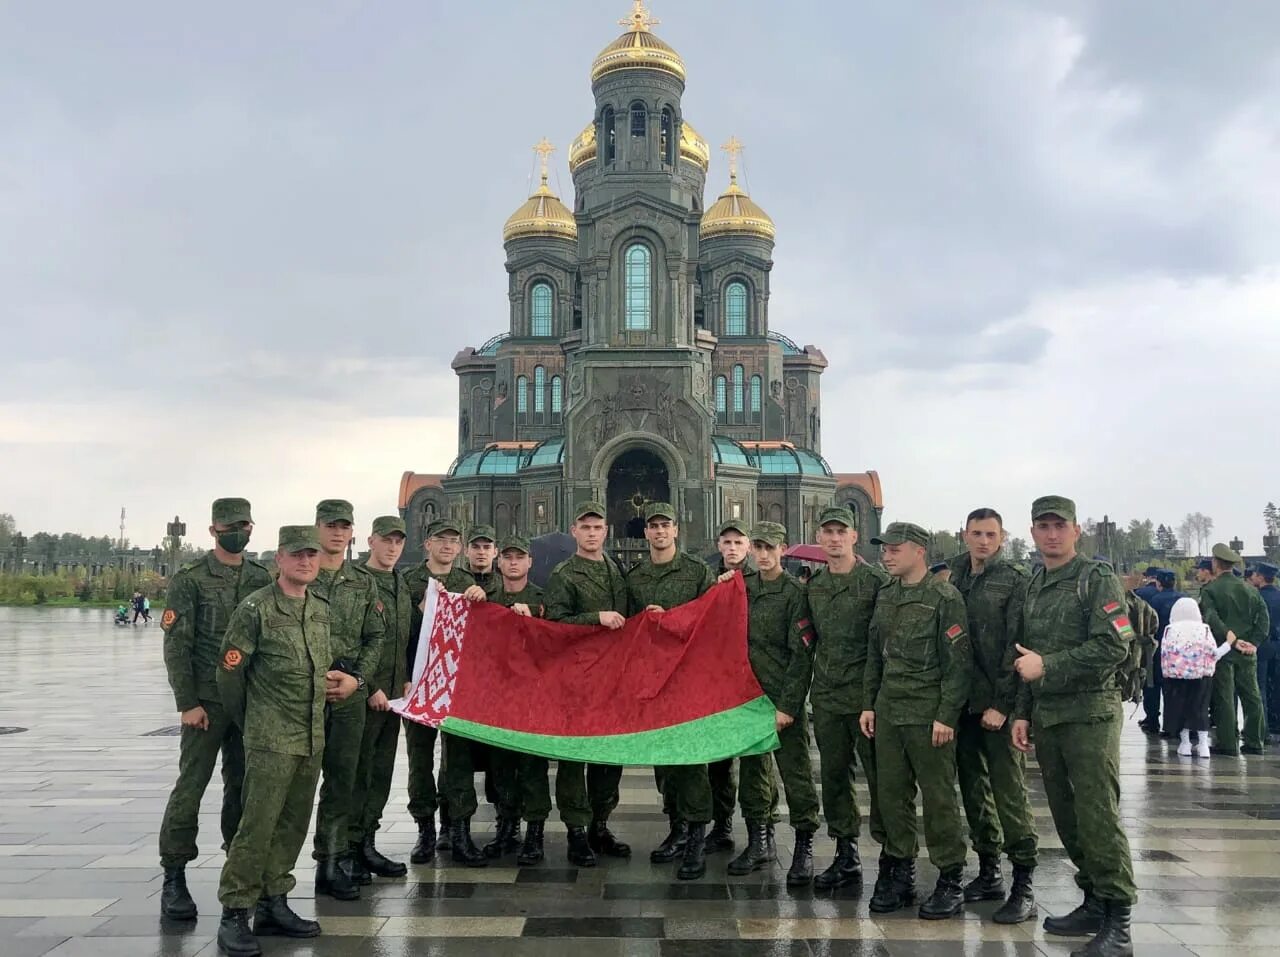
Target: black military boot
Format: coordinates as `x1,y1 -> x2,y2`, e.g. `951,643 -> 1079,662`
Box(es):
993,864 -> 1037,924
1044,892 -> 1104,937
437,805 -> 452,851
361,836 -> 408,878
410,818 -> 436,864
766,822 -> 778,859
253,895 -> 320,938
217,907 -> 261,956
786,830 -> 815,887
727,820 -> 775,875
160,866 -> 197,920
871,850 -> 894,901
449,818 -> 488,867
649,818 -> 689,863
919,864 -> 965,919
566,825 -> 597,867
869,857 -> 916,914
706,817 -> 735,852
963,853 -> 1005,902
676,823 -> 707,880
314,857 -> 359,901
483,817 -> 521,860
346,847 -> 372,885
814,837 -> 862,889
1071,901 -> 1133,957
588,820 -> 631,858
517,821 -> 546,866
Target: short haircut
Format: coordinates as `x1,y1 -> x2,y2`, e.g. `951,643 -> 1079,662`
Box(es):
965,507 -> 1003,528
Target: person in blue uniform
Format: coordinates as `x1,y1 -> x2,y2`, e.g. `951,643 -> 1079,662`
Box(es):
1252,562 -> 1280,740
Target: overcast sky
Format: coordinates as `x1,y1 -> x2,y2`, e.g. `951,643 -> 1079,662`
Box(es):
3,1 -> 1278,554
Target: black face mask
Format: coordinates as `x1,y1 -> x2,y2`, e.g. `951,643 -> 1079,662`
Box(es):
217,528 -> 251,554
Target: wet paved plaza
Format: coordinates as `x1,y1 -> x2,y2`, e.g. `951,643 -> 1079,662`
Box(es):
1,606 -> 1278,957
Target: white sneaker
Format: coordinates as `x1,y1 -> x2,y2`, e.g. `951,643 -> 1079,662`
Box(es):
1177,740 -> 1193,757
1196,738 -> 1211,759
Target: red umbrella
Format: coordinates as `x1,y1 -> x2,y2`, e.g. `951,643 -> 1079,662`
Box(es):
784,544 -> 828,564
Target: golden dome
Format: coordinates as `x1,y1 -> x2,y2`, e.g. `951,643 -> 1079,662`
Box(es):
591,2 -> 685,85
700,137 -> 775,241
679,121 -> 710,171
568,122 -> 596,173
504,139 -> 578,243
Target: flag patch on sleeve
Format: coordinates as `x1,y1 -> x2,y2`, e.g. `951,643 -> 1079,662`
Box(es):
945,624 -> 964,640
1102,601 -> 1121,614
1112,616 -> 1135,638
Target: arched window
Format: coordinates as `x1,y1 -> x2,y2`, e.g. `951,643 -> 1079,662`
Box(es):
714,376 -> 727,413
750,375 -> 762,414
516,375 -> 528,414
530,283 -> 552,337
534,366 -> 546,413
624,244 -> 651,330
732,365 -> 745,413
724,282 -> 748,336
601,107 -> 616,164
660,108 -> 675,164
551,375 -> 563,413
630,101 -> 647,138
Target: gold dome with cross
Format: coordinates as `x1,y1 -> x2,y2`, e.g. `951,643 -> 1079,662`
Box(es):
591,2 -> 686,85
700,137 -> 776,241
503,139 -> 578,243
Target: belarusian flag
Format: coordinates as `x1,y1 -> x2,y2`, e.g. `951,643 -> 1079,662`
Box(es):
390,573 -> 778,765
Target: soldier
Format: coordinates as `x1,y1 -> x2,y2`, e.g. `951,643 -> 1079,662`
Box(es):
543,500 -> 631,867
214,525 -> 346,956
625,503 -> 719,879
309,500 -> 386,900
860,522 -> 972,919
1253,562 -> 1280,739
728,521 -> 820,887
1200,542 -> 1271,755
807,505 -> 889,891
402,519 -> 483,863
483,534 -> 552,864
947,509 -> 1038,923
158,497 -> 273,920
465,525 -> 503,598
1011,496 -> 1136,957
348,516 -> 412,882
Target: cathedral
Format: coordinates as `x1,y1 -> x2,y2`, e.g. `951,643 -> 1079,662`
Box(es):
399,2 -> 882,562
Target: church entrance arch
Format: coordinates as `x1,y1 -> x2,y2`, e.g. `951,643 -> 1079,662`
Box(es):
606,448 -> 670,541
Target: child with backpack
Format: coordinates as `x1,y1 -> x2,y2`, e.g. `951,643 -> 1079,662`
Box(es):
1161,597 -> 1233,757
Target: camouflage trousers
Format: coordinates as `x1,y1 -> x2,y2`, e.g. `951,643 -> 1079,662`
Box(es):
812,708 -> 884,843
403,718 -> 440,823
312,689 -> 367,861
158,699 -> 245,868
349,705 -> 401,846
956,713 -> 1038,867
555,761 -> 622,829
1212,655 -> 1266,753
1034,710 -> 1136,904
218,748 -> 321,909
875,720 -> 966,869
491,747 -> 552,823
737,712 -> 820,831
440,732 -> 494,821
658,759 -> 736,825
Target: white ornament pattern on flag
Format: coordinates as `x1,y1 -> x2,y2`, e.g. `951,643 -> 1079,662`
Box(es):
390,579 -> 472,728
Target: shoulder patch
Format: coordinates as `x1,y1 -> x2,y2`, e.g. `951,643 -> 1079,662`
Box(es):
160,608 -> 177,630
222,648 -> 243,671
1112,616 -> 1135,638
1102,601 -> 1121,614
945,623 -> 964,640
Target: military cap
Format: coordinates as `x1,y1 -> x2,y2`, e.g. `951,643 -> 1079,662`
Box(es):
1195,558 -> 1214,571
425,518 -> 464,538
871,522 -> 931,548
277,525 -> 322,554
1031,495 -> 1077,523
717,518 -> 751,538
1142,565 -> 1161,578
316,499 -> 354,524
929,561 -> 950,574
371,515 -> 406,538
498,534 -> 531,555
750,521 -> 788,546
1257,561 -> 1278,579
817,506 -> 856,528
1211,542 -> 1242,564
468,524 -> 497,544
1245,564 -> 1258,577
211,497 -> 253,525
1155,569 -> 1177,587
573,500 -> 607,521
644,502 -> 677,522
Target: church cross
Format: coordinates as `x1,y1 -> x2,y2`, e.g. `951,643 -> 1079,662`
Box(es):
721,136 -> 743,182
620,1 -> 659,32
533,137 -> 555,185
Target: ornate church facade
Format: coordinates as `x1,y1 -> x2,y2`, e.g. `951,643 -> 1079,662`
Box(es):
399,3 -> 882,561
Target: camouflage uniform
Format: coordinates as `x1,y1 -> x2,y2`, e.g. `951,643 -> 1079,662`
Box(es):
216,530 -> 330,909
1200,548 -> 1271,753
159,500 -> 273,869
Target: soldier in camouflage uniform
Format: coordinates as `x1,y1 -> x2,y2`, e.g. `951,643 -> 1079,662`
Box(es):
215,526 -> 343,956
158,497 -> 273,921
308,500 -> 386,900
728,521 -> 821,887
465,525 -> 503,599
861,522 -> 972,919
807,506 -> 889,891
1201,542 -> 1270,755
543,501 -> 631,867
402,518 -> 486,863
1012,496 -> 1136,957
947,508 -> 1038,924
625,503 -> 720,880
348,516 -> 412,882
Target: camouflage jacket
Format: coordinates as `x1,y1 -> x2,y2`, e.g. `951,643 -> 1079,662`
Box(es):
162,552 -> 274,711
358,563 -> 412,695
1201,573 -> 1271,655
495,581 -> 545,617
744,568 -> 815,719
310,560 -> 384,681
807,561 -> 889,715
1013,554 -> 1131,728
625,551 -> 717,615
404,564 -> 477,667
470,569 -> 504,600
544,554 -> 628,625
217,583 -> 330,757
947,553 -> 1028,716
864,576 -> 972,728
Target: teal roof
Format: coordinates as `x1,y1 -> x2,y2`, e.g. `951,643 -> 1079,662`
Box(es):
751,446 -> 831,476
712,436 -> 752,468
768,331 -> 802,356
524,437 -> 565,468
448,446 -> 525,477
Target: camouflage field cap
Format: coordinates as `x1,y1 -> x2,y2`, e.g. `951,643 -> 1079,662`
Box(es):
426,518 -> 464,538
498,534 -> 532,555
573,500 -> 607,521
278,525 -> 322,554
750,521 -> 788,546
817,506 -> 856,528
211,497 -> 253,525
871,522 -> 931,548
468,524 -> 497,544
316,499 -> 354,524
1211,542 -> 1242,564
1031,495 -> 1077,523
644,502 -> 677,522
717,518 -> 751,538
371,515 -> 406,538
